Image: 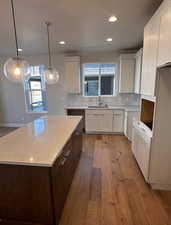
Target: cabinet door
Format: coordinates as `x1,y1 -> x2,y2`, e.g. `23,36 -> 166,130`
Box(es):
126,112 -> 139,141
51,140 -> 74,224
99,113 -> 113,132
132,125 -> 151,182
141,12 -> 161,96
85,114 -> 100,132
113,110 -> 124,133
134,49 -> 143,94
119,58 -> 135,93
65,57 -> 80,94
132,126 -> 139,157
85,110 -> 113,133
158,1 -> 171,67
72,129 -> 83,172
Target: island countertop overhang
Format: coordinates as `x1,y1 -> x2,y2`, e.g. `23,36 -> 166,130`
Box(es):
0,115 -> 82,167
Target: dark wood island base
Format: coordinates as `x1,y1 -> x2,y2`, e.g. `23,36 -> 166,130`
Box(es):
0,118 -> 83,225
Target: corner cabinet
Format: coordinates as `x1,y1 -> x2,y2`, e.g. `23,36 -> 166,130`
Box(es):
65,56 -> 81,94
119,54 -> 135,93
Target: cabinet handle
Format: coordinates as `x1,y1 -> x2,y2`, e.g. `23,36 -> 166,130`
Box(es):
93,114 -> 104,116
59,157 -> 67,166
75,131 -> 81,136
64,150 -> 71,157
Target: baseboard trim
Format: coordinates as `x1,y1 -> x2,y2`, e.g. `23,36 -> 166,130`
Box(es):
0,123 -> 25,128
151,183 -> 171,190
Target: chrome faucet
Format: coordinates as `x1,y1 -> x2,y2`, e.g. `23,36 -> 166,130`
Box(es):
98,96 -> 103,107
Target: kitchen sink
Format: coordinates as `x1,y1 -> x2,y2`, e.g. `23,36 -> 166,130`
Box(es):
88,105 -> 108,109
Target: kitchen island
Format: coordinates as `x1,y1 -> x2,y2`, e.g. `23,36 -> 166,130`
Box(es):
0,116 -> 83,225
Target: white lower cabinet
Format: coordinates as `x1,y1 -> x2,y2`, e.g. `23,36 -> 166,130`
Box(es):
132,121 -> 152,182
124,111 -> 139,141
85,110 -> 113,133
85,109 -> 124,133
112,110 -> 124,133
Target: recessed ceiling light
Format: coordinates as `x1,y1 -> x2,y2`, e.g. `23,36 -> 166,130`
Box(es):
59,41 -> 66,45
109,16 -> 118,22
18,48 -> 23,52
106,38 -> 113,42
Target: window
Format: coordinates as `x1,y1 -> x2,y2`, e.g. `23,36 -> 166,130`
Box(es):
24,65 -> 47,113
83,63 -> 116,97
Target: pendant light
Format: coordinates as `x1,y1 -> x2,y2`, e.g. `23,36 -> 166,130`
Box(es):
3,0 -> 29,83
44,22 -> 59,85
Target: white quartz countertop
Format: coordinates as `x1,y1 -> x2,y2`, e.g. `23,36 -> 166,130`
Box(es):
66,105 -> 140,112
0,116 -> 82,167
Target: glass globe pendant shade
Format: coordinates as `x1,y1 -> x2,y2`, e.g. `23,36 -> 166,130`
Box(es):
44,68 -> 59,85
3,57 -> 30,83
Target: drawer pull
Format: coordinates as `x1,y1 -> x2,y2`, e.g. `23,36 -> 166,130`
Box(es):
59,157 -> 67,166
75,131 -> 81,136
64,150 -> 71,157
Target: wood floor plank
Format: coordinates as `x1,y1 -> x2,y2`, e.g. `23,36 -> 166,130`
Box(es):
85,200 -> 101,225
89,168 -> 101,201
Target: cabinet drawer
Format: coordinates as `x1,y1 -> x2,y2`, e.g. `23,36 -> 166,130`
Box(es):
113,110 -> 124,115
85,109 -> 113,115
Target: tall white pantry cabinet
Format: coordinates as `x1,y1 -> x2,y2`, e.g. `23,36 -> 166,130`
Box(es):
141,0 -> 171,97
132,0 -> 171,190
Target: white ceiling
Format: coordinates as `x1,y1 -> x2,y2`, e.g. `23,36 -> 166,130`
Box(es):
0,0 -> 162,56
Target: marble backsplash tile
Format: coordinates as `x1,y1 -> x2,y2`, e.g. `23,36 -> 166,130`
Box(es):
66,93 -> 140,107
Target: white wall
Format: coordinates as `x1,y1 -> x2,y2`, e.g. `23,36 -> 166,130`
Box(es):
0,52 -> 140,125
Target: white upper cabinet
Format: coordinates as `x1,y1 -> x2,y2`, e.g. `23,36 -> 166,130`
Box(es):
158,0 -> 171,67
119,54 -> 135,93
134,48 -> 143,94
65,56 -> 81,94
141,11 -> 161,97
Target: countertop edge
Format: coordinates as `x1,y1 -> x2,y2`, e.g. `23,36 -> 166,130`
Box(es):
0,116 -> 83,167
65,106 -> 140,112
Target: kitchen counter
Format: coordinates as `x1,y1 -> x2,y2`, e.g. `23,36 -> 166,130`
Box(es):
0,115 -> 83,225
0,115 -> 82,167
66,105 -> 140,112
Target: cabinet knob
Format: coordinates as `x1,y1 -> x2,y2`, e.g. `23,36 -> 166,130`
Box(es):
64,150 -> 71,157
59,157 -> 67,166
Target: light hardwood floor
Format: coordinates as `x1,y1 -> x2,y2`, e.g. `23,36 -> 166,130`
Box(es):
60,134 -> 171,225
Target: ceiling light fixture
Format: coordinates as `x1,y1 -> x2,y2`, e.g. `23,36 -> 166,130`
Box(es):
3,0 -> 29,83
106,38 -> 113,42
59,41 -> 66,45
109,16 -> 118,22
44,22 -> 59,85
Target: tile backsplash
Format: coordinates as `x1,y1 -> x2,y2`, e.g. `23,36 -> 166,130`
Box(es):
66,93 -> 140,107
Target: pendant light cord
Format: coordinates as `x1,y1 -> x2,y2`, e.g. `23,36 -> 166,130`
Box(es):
10,0 -> 19,58
46,22 -> 52,69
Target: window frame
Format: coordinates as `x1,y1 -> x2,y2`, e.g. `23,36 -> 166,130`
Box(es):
24,66 -> 48,114
82,63 -> 116,97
